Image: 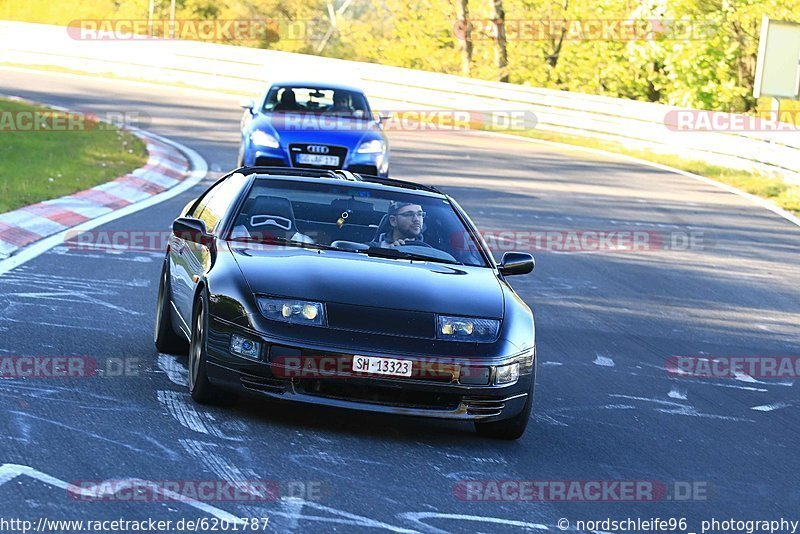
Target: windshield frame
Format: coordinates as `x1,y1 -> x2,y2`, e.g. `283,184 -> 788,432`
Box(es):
218,174 -> 493,268
261,85 -> 374,120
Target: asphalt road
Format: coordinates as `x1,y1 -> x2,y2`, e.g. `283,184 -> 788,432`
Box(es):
1,69 -> 799,533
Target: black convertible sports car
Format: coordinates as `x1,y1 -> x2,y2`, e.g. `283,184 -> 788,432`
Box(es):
155,167 -> 537,439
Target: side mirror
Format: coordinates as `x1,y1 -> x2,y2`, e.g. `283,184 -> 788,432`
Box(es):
499,252 -> 534,276
376,112 -> 390,125
240,98 -> 255,112
173,217 -> 211,246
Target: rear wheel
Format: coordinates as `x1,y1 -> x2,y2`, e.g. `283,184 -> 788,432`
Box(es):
474,382 -> 534,440
189,294 -> 236,405
154,262 -> 188,355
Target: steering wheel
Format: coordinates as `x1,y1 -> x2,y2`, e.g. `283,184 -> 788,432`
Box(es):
395,239 -> 433,248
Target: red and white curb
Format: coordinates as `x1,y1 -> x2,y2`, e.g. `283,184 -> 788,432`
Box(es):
0,131 -> 192,260
0,124 -> 207,276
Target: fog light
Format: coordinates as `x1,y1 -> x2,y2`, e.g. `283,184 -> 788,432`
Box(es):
495,363 -> 519,385
230,334 -> 261,360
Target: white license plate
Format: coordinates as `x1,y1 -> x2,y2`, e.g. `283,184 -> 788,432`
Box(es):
352,355 -> 412,377
297,153 -> 340,166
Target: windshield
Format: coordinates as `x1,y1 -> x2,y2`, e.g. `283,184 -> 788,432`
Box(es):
263,86 -> 371,119
226,178 -> 488,267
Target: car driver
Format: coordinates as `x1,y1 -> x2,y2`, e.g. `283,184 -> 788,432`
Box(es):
370,201 -> 426,248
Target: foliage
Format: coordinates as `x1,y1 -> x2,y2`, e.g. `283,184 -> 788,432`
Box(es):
4,0 -> 800,111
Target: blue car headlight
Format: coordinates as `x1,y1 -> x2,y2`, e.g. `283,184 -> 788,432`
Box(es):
356,139 -> 384,154
257,296 -> 326,326
250,130 -> 280,148
436,315 -> 500,342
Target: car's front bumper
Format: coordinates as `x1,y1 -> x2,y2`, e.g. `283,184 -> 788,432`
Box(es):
244,144 -> 389,177
205,316 -> 535,422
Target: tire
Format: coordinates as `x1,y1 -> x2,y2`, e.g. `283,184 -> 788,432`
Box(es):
474,381 -> 534,440
188,292 -> 236,405
154,262 -> 188,355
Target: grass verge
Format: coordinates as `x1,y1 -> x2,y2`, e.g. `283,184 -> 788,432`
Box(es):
0,97 -> 148,214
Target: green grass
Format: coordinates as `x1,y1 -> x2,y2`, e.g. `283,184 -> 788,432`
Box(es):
0,97 -> 148,214
504,128 -> 800,215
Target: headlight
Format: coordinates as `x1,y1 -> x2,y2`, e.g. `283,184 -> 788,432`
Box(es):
436,315 -> 500,342
356,139 -> 384,154
250,130 -> 280,148
257,296 -> 326,326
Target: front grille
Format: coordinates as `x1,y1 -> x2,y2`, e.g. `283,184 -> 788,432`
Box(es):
289,144 -> 348,170
300,380 -> 461,410
326,303 -> 435,338
255,156 -> 287,167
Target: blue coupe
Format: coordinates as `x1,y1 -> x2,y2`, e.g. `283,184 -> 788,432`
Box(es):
238,82 -> 389,177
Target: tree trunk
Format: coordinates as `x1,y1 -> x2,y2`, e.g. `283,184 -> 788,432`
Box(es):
455,0 -> 473,77
490,0 -> 508,82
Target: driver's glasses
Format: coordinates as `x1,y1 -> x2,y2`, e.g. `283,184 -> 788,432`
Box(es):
396,210 -> 426,218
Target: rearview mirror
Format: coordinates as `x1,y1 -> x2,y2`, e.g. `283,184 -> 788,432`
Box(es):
173,217 -> 211,246
499,252 -> 534,276
240,98 -> 255,111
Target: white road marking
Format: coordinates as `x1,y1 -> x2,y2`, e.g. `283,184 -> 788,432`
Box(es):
180,439 -> 264,497
668,386 -> 688,400
156,390 -> 242,441
593,354 -> 615,367
655,406 -> 755,422
751,403 -> 791,412
734,371 -> 793,387
399,512 -> 547,533
157,354 -> 189,387
8,411 -> 148,453
0,464 -> 244,524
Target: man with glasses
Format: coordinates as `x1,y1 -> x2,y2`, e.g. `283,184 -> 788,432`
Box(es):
370,201 -> 426,248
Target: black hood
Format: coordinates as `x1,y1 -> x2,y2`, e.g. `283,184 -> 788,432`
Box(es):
228,244 -> 503,319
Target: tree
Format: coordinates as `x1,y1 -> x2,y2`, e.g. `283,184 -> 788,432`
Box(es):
489,0 -> 508,81
455,0 -> 473,76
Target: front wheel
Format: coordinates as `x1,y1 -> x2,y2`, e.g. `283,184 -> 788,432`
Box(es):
188,293 -> 235,405
154,262 -> 188,355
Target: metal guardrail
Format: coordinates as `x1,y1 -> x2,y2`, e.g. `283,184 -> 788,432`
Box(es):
2,21 -> 798,182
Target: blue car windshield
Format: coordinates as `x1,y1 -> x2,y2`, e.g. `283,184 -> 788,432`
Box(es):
263,86 -> 371,119
227,179 -> 489,268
